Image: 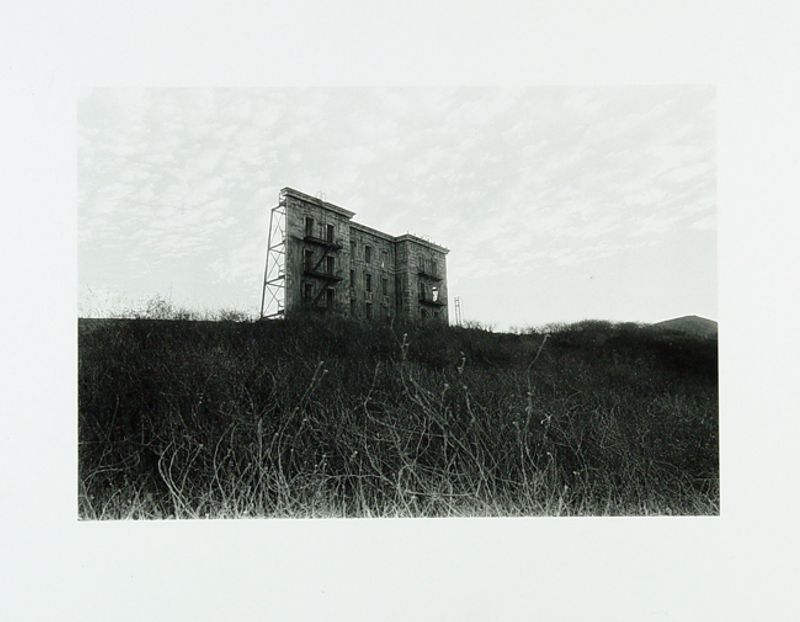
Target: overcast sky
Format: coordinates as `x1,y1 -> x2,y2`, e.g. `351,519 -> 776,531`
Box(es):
78,86 -> 715,329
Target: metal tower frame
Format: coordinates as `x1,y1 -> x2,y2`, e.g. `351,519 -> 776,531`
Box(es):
260,193 -> 287,319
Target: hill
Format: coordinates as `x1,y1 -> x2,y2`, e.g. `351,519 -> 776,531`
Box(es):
78,315 -> 718,518
653,315 -> 718,337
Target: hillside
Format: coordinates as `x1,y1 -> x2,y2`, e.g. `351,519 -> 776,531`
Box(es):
78,316 -> 718,518
653,315 -> 718,337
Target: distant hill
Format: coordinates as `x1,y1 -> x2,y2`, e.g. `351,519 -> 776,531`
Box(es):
653,315 -> 718,337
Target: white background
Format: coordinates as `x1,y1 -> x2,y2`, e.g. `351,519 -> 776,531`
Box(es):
1,1 -> 798,620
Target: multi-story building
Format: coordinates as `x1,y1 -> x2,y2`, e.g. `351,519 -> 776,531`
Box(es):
261,187 -> 449,322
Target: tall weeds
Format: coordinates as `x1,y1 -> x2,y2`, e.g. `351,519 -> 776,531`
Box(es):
78,315 -> 718,518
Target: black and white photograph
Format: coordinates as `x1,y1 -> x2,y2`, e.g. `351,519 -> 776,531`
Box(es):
3,2 -> 799,621
78,86 -> 718,518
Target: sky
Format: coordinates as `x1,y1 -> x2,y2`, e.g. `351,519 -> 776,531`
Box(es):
78,86 -> 715,330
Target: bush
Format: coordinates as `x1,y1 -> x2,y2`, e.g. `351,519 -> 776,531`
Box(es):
78,316 -> 718,518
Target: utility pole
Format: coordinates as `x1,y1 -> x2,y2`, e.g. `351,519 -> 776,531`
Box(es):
454,296 -> 463,326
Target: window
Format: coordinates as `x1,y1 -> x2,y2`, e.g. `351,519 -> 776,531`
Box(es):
305,217 -> 314,237
303,282 -> 313,302
326,288 -> 334,309
366,273 -> 372,292
381,277 -> 388,295
365,302 -> 372,319
350,298 -> 356,316
432,286 -> 439,302
304,249 -> 314,271
421,308 -> 428,318
326,224 -> 334,243
350,269 -> 355,288
381,251 -> 387,269
430,259 -> 437,276
418,280 -> 426,299
350,240 -> 357,256
384,305 -> 391,319
365,245 -> 372,264
326,256 -> 335,275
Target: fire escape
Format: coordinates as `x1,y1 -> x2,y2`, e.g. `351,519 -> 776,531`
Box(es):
417,259 -> 446,308
302,220 -> 343,310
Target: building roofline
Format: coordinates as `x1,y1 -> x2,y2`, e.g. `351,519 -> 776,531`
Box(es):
280,187 -> 449,252
395,234 -> 450,254
349,220 -> 396,243
280,187 -> 356,219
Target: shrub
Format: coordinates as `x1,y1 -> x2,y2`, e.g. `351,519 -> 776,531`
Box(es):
78,316 -> 718,518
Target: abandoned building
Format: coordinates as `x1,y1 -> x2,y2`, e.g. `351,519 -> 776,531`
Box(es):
260,187 -> 449,323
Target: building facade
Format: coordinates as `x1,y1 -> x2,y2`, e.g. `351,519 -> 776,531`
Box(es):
261,187 -> 449,322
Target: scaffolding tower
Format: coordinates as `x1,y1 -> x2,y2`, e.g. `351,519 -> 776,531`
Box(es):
260,192 -> 287,319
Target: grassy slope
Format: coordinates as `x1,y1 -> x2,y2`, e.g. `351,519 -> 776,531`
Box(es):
78,316 -> 718,518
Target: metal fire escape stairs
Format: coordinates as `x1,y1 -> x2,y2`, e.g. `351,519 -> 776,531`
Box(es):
304,225 -> 343,309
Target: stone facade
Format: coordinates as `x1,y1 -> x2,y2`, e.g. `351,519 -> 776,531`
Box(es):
279,187 -> 449,322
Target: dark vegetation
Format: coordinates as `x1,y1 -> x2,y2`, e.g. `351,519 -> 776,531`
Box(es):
78,315 -> 718,518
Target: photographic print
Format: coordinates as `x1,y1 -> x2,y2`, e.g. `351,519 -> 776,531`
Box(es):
78,87 -> 717,519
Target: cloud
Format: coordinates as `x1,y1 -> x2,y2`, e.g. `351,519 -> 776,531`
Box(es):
79,87 -> 715,322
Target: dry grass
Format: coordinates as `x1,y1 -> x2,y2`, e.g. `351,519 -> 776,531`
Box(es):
78,314 -> 718,518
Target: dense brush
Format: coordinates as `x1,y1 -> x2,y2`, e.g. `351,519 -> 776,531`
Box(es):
78,314 -> 718,518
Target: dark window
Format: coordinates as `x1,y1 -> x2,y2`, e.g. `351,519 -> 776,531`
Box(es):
366,273 -> 372,292
350,240 -> 357,256
430,259 -> 437,276
384,305 -> 390,319
305,249 -> 314,271
365,246 -> 372,264
326,256 -> 335,274
303,282 -> 313,302
350,298 -> 356,316
305,217 -> 314,237
326,288 -> 334,308
421,308 -> 428,318
381,277 -> 388,295
350,269 -> 355,287
418,280 -> 426,299
365,302 -> 372,319
381,251 -> 387,269
326,224 -> 334,242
